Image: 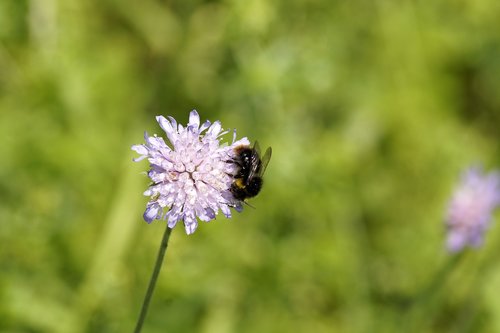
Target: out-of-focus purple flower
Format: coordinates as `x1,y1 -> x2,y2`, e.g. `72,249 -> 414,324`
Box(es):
132,110 -> 249,234
445,167 -> 500,253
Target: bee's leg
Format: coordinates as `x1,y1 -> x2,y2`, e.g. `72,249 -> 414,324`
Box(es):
225,157 -> 242,166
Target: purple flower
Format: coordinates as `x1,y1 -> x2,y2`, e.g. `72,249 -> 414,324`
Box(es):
445,167 -> 500,253
132,110 -> 249,234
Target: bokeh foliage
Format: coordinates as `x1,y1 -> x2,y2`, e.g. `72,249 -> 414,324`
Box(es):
1,0 -> 500,332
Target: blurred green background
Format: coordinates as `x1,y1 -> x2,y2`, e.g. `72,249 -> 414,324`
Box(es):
2,0 -> 500,332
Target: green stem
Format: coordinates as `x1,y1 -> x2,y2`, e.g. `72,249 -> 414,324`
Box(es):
407,252 -> 465,332
134,224 -> 173,333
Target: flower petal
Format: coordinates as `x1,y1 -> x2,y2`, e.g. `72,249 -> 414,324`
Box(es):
157,116 -> 178,145
156,115 -> 173,134
184,213 -> 198,235
199,120 -> 211,133
144,203 -> 161,223
131,144 -> 148,155
207,121 -> 222,137
446,230 -> 466,253
188,110 -> 200,130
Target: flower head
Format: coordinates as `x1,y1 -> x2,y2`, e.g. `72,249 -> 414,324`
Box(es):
445,167 -> 500,253
132,110 -> 249,234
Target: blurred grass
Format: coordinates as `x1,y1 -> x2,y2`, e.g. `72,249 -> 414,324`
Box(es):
1,0 -> 500,332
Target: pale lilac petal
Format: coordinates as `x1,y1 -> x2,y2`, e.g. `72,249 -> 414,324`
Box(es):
188,110 -> 200,130
446,231 -> 467,253
220,204 -> 232,218
167,216 -> 179,229
233,137 -> 250,147
185,222 -> 197,235
132,155 -> 148,162
156,115 -> 174,134
469,231 -> 484,248
196,205 -> 216,221
232,129 -> 237,143
184,213 -> 198,235
233,203 -> 244,212
157,115 -> 178,145
144,203 -> 161,223
207,121 -> 222,137
165,208 -> 180,228
131,144 -> 148,155
167,116 -> 177,129
199,120 -> 211,133
145,135 -> 165,149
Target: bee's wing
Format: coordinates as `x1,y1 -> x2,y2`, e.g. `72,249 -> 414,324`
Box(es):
258,146 -> 272,176
246,141 -> 272,183
246,143 -> 261,183
252,141 -> 261,155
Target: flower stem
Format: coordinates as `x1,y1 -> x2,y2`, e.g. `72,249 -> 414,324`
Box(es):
134,224 -> 173,333
406,252 -> 465,332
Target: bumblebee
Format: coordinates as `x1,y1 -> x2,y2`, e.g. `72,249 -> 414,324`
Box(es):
229,141 -> 272,201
